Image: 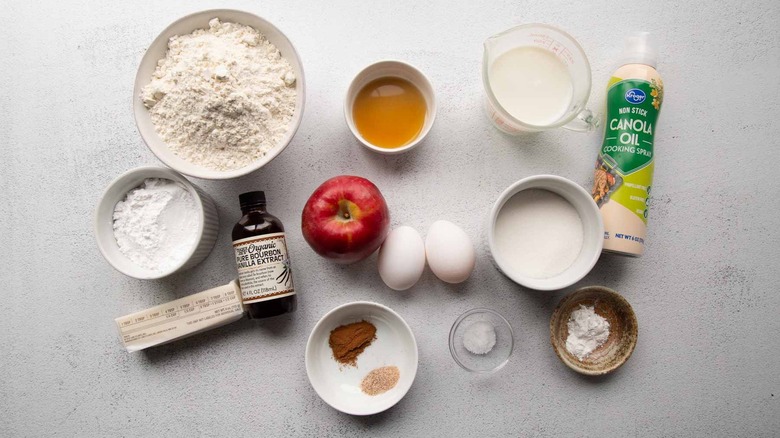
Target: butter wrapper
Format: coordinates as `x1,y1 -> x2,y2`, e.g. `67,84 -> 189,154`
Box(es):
115,281 -> 244,352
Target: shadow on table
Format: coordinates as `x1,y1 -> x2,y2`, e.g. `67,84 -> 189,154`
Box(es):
576,252 -> 630,290
338,388 -> 410,427
515,251 -> 630,314
356,136 -> 426,174
575,372 -> 616,384
501,252 -> 630,385
517,284 -> 565,314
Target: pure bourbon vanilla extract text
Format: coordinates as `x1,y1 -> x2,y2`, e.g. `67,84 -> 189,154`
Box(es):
232,191 -> 296,319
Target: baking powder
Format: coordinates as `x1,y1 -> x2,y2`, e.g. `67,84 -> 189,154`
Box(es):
113,178 -> 200,272
565,305 -> 610,360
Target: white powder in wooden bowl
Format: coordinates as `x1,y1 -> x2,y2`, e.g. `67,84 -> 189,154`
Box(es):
565,305 -> 610,360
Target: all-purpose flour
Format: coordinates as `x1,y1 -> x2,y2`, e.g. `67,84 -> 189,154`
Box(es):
142,18 -> 297,171
113,178 -> 200,272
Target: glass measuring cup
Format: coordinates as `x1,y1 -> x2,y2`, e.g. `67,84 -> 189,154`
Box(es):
483,24 -> 598,134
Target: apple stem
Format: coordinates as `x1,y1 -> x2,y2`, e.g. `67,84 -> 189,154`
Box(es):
343,212 -> 350,219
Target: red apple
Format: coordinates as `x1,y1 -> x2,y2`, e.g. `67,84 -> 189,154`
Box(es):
301,175 -> 390,264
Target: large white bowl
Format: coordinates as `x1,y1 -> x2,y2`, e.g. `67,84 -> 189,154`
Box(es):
305,302 -> 418,416
134,9 -> 306,179
94,166 -> 220,279
487,175 -> 604,291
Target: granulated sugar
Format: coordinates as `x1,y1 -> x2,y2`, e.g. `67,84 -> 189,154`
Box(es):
113,178 -> 200,272
494,189 -> 584,279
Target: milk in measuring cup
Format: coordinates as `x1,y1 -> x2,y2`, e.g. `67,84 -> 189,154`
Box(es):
483,24 -> 596,134
488,46 -> 573,126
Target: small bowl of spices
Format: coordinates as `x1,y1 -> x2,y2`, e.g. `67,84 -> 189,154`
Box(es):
305,301 -> 418,416
449,308 -> 514,373
94,166 -> 219,279
549,286 -> 638,375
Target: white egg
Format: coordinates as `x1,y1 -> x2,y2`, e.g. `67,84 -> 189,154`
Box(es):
377,226 -> 426,291
425,220 -> 476,284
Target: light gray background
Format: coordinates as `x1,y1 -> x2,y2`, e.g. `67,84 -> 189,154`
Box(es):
1,0 -> 778,436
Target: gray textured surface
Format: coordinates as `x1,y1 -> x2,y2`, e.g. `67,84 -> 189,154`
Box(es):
1,0 -> 779,436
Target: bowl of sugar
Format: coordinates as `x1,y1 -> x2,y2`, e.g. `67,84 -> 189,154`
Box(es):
487,175 -> 603,291
94,166 -> 219,279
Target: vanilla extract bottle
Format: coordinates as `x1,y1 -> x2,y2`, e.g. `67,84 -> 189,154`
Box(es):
232,191 -> 296,319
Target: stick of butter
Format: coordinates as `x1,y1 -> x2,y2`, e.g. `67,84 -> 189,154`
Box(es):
115,280 -> 245,352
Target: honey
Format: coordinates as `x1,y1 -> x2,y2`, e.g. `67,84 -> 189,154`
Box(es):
352,77 -> 426,149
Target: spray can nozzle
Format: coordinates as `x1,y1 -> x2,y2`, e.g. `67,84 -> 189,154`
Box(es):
620,31 -> 659,68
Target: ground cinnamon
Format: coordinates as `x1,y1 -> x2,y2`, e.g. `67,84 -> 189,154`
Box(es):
329,320 -> 377,366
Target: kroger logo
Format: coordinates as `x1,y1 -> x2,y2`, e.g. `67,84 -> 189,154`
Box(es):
625,88 -> 646,104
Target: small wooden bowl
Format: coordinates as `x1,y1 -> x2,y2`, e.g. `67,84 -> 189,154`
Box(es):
550,286 -> 638,375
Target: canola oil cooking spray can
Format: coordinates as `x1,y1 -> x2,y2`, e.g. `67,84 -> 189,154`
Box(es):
592,32 -> 664,257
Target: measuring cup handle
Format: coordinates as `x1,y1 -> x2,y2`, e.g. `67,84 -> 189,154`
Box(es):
563,109 -> 600,133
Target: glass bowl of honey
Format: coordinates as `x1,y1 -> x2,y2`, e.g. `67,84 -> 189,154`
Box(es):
344,60 -> 437,154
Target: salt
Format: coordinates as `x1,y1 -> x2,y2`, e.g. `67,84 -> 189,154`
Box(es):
463,321 -> 496,355
494,189 -> 584,279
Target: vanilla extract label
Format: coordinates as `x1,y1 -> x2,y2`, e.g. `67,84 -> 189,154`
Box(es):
233,232 -> 295,304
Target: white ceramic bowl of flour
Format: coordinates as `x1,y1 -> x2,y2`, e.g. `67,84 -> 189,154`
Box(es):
95,166 -> 219,279
134,9 -> 306,180
488,175 -> 603,291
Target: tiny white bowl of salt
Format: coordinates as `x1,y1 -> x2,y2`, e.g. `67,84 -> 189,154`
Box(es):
488,175 -> 604,291
94,166 -> 219,280
449,308 -> 514,373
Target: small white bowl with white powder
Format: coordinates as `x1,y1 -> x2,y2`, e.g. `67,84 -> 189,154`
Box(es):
488,175 -> 604,290
95,167 -> 219,279
134,10 -> 305,179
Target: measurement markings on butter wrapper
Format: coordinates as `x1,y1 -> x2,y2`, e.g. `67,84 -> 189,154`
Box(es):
118,291 -> 240,335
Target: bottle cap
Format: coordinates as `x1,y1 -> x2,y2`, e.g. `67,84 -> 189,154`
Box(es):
620,32 -> 658,68
239,191 -> 266,209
